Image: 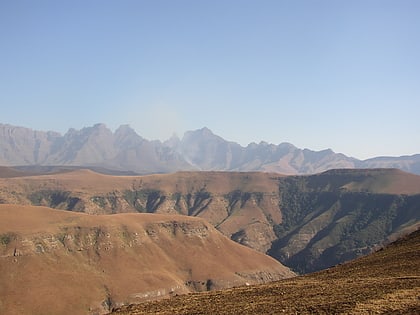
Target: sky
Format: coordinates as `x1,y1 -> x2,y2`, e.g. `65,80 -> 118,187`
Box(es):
1,1 -> 419,160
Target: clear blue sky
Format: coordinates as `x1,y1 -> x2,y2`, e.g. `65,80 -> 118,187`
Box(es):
1,1 -> 419,159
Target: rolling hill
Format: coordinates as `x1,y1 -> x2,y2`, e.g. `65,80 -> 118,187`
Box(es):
0,204 -> 293,315
0,167 -> 419,274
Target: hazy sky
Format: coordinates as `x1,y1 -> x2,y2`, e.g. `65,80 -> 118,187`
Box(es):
1,1 -> 419,159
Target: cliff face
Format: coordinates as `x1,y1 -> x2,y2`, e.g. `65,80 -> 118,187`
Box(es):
0,204 -> 293,315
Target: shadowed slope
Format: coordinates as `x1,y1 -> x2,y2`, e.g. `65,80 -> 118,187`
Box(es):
271,168 -> 420,273
0,204 -> 293,315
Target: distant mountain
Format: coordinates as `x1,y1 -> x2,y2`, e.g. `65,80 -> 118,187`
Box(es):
173,127 -> 420,174
0,123 -> 192,174
1,123 -> 419,174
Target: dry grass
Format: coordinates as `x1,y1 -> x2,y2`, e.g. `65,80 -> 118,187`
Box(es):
0,169 -> 281,194
0,204 -> 293,315
341,168 -> 420,195
111,230 -> 420,315
1,168 -> 419,198
0,166 -> 35,178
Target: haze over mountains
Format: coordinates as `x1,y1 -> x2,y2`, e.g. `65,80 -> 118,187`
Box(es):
1,123 -> 419,175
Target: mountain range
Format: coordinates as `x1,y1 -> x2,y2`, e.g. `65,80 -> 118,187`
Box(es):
1,123 -> 419,175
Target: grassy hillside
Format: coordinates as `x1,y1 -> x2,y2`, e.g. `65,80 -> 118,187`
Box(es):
111,229 -> 420,315
0,170 -> 282,253
0,168 -> 419,274
0,204 -> 293,315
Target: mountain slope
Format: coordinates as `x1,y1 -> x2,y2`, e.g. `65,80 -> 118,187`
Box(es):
270,168 -> 420,273
0,170 -> 283,253
111,229 -> 420,315
0,204 -> 293,315
0,123 -> 192,174
173,128 -> 359,174
0,168 -> 419,274
1,123 -> 419,175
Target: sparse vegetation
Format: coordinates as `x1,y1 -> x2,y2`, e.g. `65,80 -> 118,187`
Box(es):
225,190 -> 252,213
91,195 -> 107,208
56,232 -> 67,246
145,190 -> 166,213
272,175 -> 420,273
29,190 -> 82,210
186,189 -> 212,216
91,192 -> 122,213
0,232 -> 16,245
171,192 -> 182,213
123,190 -> 145,212
123,189 -> 166,213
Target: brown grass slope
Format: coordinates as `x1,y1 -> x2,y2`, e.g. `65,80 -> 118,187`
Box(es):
0,170 -> 284,253
0,166 -> 37,178
318,168 -> 420,195
112,229 -> 420,315
1,168 -> 419,272
0,204 -> 293,315
2,168 -> 420,195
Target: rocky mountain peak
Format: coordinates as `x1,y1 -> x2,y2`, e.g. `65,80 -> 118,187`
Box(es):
0,123 -> 419,175
182,127 -> 217,141
197,126 -> 214,136
115,124 -> 136,135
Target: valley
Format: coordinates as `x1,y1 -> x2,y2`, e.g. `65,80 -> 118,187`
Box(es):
110,229 -> 420,314
0,167 -> 419,274
0,165 -> 419,314
2,1 -> 419,314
